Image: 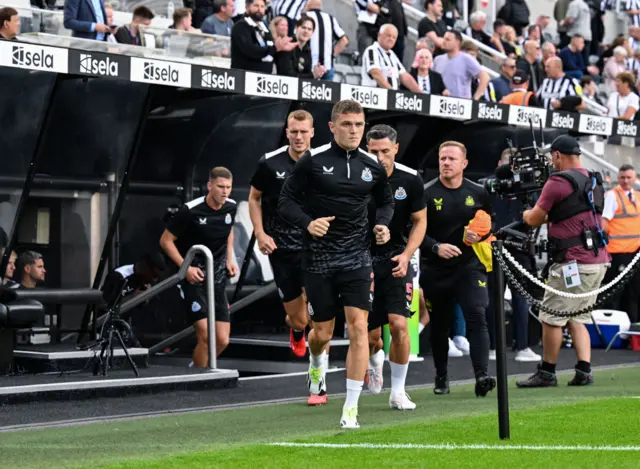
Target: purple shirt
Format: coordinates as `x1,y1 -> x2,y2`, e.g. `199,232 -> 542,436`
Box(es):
537,169 -> 610,264
432,52 -> 482,99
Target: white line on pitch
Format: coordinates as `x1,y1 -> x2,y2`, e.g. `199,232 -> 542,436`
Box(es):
269,442 -> 640,452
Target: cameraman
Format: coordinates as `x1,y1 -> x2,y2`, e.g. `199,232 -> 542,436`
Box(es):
518,135 -> 610,388
486,148 -> 541,363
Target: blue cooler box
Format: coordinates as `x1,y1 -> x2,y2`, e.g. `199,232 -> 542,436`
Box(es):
586,310 -> 631,349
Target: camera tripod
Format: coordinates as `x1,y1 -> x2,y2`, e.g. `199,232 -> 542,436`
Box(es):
88,308 -> 140,377
83,279 -> 140,377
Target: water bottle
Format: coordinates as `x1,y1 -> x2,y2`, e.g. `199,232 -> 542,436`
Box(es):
167,0 -> 175,19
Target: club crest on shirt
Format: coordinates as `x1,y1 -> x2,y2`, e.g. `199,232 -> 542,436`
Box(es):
361,167 -> 373,182
225,213 -> 232,224
465,196 -> 475,207
394,187 -> 407,200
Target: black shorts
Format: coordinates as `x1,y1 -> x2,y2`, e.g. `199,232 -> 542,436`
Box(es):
368,259 -> 414,331
181,281 -> 230,323
420,266 -> 489,312
304,266 -> 373,323
270,250 -> 304,303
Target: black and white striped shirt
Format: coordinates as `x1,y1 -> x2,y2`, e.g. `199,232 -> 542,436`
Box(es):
536,75 -> 582,108
627,57 -> 640,77
627,0 -> 640,26
362,41 -> 406,89
305,9 -> 346,70
272,0 -> 307,21
354,0 -> 368,15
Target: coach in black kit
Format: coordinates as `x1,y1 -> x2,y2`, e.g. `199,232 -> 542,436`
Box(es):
278,100 -> 394,429
422,141 -> 496,397
249,110 -> 315,363
365,125 -> 426,411
160,167 -> 239,368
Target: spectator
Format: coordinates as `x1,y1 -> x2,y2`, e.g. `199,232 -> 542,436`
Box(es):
0,7 -> 19,41
172,8 -> 194,32
486,57 -> 516,102
201,0 -> 234,36
461,39 -> 479,58
559,34 -> 599,80
517,40 -> 543,91
628,26 -> 640,53
362,24 -> 421,92
492,18 -> 509,54
231,0 -> 297,73
418,0 -> 447,57
604,46 -> 629,91
271,0 -> 307,37
554,0 -> 571,46
560,0 -> 592,63
270,16 -> 289,40
599,35 -> 627,71
2,251 -> 17,287
541,41 -> 556,68
468,11 -> 504,53
433,30 -> 489,100
502,25 -> 522,57
104,2 -> 118,44
501,70 -> 540,106
415,37 -> 433,54
580,75 -> 604,105
354,0 -> 379,56
193,0 -> 216,29
410,49 -> 448,95
63,0 -> 109,40
114,6 -> 154,46
627,47 -> 640,82
364,0 -> 408,62
497,0 -> 530,36
304,0 -> 348,81
625,0 -> 640,27
606,71 -> 640,119
277,15 -> 325,79
15,251 -> 46,289
537,57 -> 583,109
588,0 -> 605,57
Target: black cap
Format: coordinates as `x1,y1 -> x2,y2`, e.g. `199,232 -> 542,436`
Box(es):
512,70 -> 529,85
550,135 -> 581,156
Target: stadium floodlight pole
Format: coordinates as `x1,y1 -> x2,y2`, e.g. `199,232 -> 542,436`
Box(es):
493,240 -> 511,440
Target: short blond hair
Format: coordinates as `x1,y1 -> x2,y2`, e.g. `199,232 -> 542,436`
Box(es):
288,109 -> 314,125
439,141 -> 467,158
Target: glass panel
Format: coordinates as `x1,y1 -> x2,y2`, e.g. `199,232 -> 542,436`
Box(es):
0,67 -> 56,258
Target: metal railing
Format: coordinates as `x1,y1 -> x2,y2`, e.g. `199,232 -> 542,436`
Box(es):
119,245 -> 218,370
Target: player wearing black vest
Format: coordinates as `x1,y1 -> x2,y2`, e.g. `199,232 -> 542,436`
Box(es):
249,111 -> 319,373
279,100 -> 394,429
160,167 -> 239,368
364,125 -> 426,410
421,141 -> 496,398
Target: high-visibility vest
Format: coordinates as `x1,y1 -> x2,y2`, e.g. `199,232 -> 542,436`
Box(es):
607,185 -> 640,254
500,90 -> 534,106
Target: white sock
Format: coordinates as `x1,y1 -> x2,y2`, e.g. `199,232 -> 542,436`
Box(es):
344,379 -> 363,409
369,348 -> 385,368
321,351 -> 329,370
419,323 -> 425,334
310,353 -> 323,369
390,361 -> 409,397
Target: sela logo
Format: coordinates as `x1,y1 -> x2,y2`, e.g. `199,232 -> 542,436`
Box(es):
551,113 -> 575,129
585,117 -> 607,133
323,166 -> 334,175
579,115 -> 612,135
79,53 -> 118,77
617,120 -> 638,137
144,61 -> 179,83
201,69 -> 235,90
477,103 -> 503,121
257,76 -> 289,95
439,99 -> 466,116
516,108 -> 542,124
430,96 -> 470,119
12,45 -> 54,69
276,171 -> 286,179
395,93 -> 422,112
351,87 -> 379,106
302,81 -> 332,101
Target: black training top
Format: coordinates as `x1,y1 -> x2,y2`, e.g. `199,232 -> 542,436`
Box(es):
167,196 -> 237,284
422,177 -> 492,270
250,145 -> 304,251
368,162 -> 425,263
101,264 -> 142,307
278,140 -> 394,274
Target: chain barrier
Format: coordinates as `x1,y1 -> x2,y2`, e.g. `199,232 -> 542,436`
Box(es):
492,244 -> 640,318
